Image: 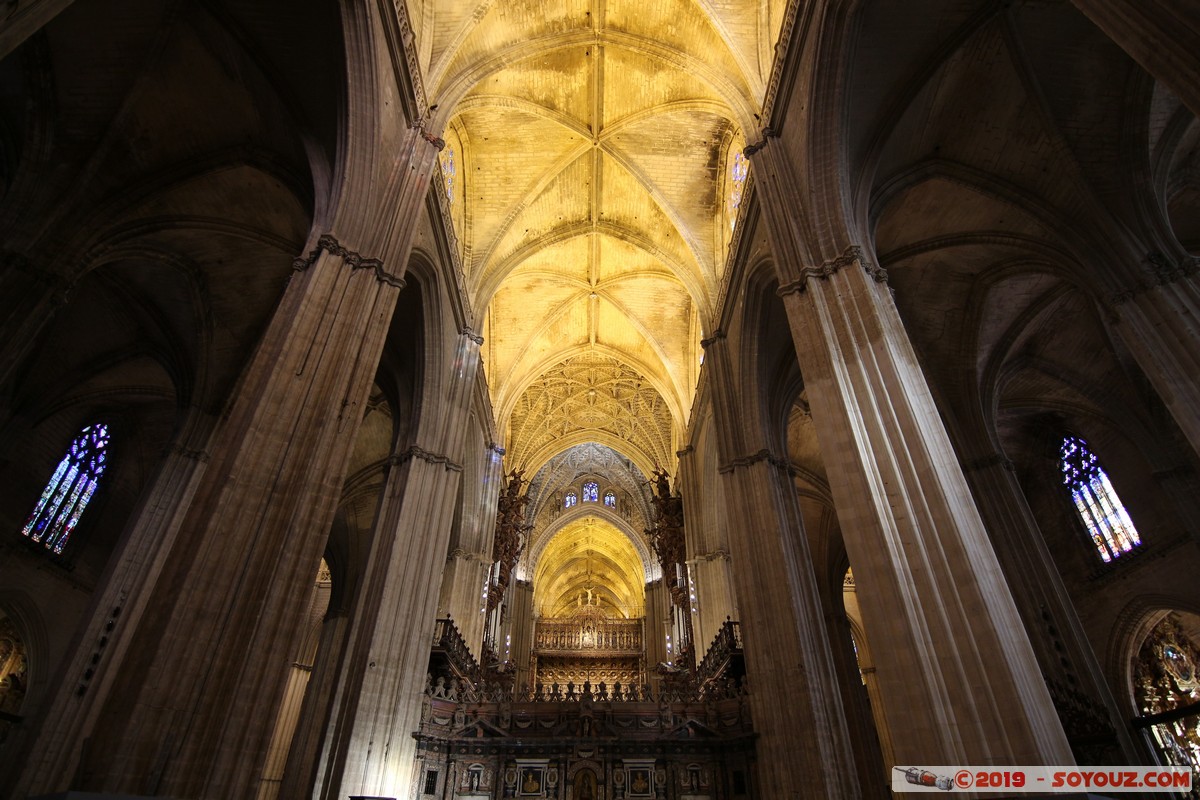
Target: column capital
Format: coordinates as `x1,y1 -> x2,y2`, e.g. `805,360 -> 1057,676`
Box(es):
418,125 -> 446,151
699,329 -> 726,349
1109,251 -> 1199,305
717,448 -> 794,476
964,452 -> 1016,473
292,234 -> 405,289
388,445 -> 463,473
743,126 -> 779,157
459,326 -> 484,345
776,245 -> 887,297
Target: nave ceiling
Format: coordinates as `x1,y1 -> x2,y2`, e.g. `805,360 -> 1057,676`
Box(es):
406,0 -> 788,480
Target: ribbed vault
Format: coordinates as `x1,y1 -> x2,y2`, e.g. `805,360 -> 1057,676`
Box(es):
533,516 -> 647,619
412,0 -> 787,476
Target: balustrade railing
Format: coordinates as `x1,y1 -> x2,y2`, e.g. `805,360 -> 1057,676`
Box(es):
433,618 -> 479,677
696,620 -> 742,682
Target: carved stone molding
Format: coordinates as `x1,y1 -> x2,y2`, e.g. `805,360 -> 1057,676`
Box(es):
1147,251 -> 1199,285
447,547 -> 490,564
759,0 -> 801,126
389,445 -> 463,472
699,330 -> 726,349
392,0 -> 429,119
775,246 -> 887,297
964,452 -> 1015,473
167,444 -> 210,463
488,442 -> 506,455
291,234 -> 405,289
460,326 -> 484,345
420,128 -> 446,151
742,127 -> 778,158
717,448 -> 793,475
675,445 -> 694,458
1110,252 -> 1199,305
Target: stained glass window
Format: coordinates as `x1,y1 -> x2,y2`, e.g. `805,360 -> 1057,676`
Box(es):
1059,435 -> 1141,562
440,146 -> 456,204
583,481 -> 598,503
603,491 -> 616,508
727,150 -> 748,229
565,491 -> 577,509
22,423 -> 110,554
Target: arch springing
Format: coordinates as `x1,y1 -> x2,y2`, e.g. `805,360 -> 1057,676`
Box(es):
1059,436 -> 1141,562
22,423 -> 110,553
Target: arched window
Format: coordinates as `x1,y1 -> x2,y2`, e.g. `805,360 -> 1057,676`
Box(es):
564,491 -> 577,509
603,491 -> 616,508
1133,613 -> 1200,774
440,146 -> 456,204
22,423 -> 110,553
1059,435 -> 1141,562
583,481 -> 598,503
726,150 -> 748,229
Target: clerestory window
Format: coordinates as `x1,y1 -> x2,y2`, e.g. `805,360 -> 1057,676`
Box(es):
22,423 -> 110,553
1059,435 -> 1142,562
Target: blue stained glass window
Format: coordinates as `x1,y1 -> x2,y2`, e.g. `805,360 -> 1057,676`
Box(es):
583,481 -> 598,503
440,147 -> 456,204
22,423 -> 110,554
565,492 -> 577,509
727,150 -> 748,229
1060,435 -> 1142,562
603,491 -> 616,508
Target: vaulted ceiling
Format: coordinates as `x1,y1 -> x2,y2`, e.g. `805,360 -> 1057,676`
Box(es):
410,0 -> 787,479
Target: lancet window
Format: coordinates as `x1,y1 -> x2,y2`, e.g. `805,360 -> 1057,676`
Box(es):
21,423 -> 110,553
727,150 -> 748,229
1059,435 -> 1141,562
583,481 -> 599,503
440,146 -> 456,204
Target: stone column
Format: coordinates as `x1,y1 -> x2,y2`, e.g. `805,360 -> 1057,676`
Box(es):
961,450 -> 1140,763
686,552 -> 736,659
1109,270 -> 1200,461
15,104 -> 443,796
9,410 -> 216,797
674,440 -> 738,658
1068,0 -> 1200,118
776,244 -> 1074,766
704,335 -> 861,799
506,580 -> 535,689
436,440 -> 505,658
278,607 -> 352,800
643,579 -> 669,687
436,548 -> 490,657
257,577 -> 332,800
328,329 -> 482,800
838,578 -> 892,797
68,230 -> 417,799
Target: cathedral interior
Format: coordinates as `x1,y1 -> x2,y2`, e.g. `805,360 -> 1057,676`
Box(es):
2,0 -> 1200,798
